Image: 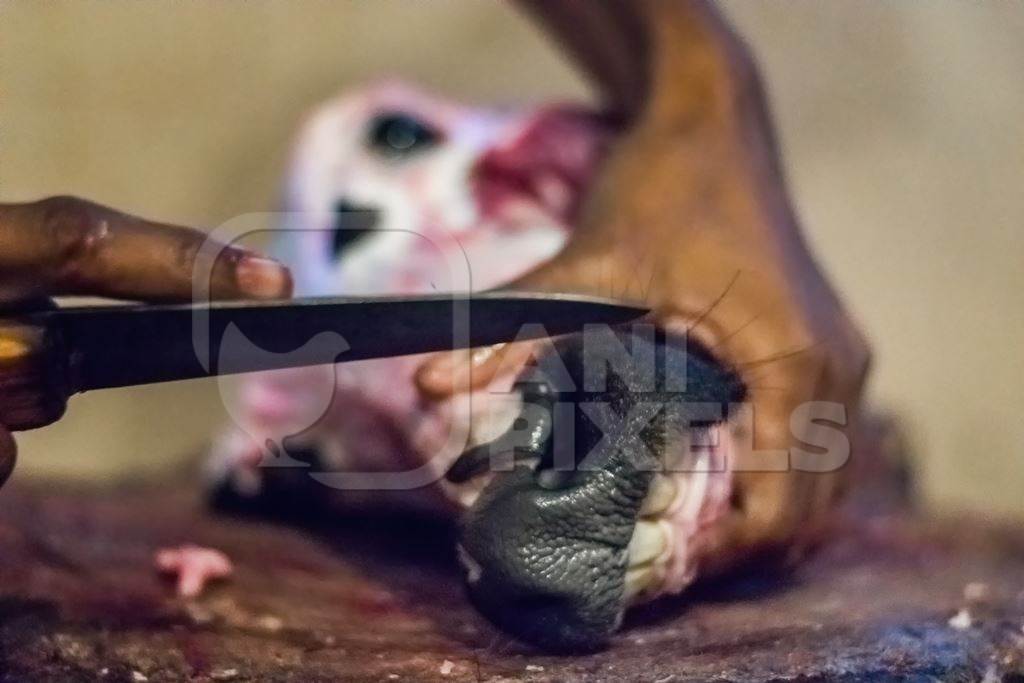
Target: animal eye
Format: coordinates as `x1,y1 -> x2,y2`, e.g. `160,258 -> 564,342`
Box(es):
331,200 -> 379,258
366,112 -> 441,159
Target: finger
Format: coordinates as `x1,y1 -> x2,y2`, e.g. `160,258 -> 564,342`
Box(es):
415,245 -> 609,401
514,0 -> 648,118
0,424 -> 15,488
416,238 -> 637,400
415,341 -> 537,400
0,197 -> 292,303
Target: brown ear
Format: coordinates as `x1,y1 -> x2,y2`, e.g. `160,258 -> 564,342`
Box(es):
513,0 -> 649,119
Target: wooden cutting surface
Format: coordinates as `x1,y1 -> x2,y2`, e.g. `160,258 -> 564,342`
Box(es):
0,478 -> 1022,682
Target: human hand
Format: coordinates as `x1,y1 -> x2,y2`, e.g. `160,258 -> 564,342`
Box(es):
0,195 -> 292,485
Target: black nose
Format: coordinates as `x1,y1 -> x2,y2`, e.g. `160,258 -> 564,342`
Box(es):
455,327 -> 745,651
459,457 -> 650,652
331,199 -> 380,258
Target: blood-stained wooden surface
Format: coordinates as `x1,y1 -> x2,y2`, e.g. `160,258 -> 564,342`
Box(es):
0,479 -> 1022,682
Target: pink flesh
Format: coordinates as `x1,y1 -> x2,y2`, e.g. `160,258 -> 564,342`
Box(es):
210,81 -> 730,600
214,83 -> 613,508
654,425 -> 735,599
155,545 -> 233,598
473,106 -> 614,224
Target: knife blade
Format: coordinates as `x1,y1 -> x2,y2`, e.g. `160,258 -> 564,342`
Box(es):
24,292 -> 647,394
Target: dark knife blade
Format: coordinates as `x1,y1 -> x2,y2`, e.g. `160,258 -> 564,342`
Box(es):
29,292 -> 647,393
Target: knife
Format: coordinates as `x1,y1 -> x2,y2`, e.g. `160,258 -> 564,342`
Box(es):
0,292 -> 647,429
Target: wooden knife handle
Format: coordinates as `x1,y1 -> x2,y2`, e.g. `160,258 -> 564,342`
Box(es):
0,320 -> 69,431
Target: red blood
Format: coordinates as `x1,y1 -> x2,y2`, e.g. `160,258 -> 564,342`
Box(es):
472,106 -> 615,224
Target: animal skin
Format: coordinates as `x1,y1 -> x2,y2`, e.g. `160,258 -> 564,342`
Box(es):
204,81 -> 746,650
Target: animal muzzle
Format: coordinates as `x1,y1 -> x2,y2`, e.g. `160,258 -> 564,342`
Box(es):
458,440 -> 653,651
450,327 -> 747,651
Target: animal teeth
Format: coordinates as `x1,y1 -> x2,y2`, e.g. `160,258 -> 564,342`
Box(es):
468,393 -> 522,448
623,565 -> 657,603
640,474 -> 678,517
627,521 -> 667,567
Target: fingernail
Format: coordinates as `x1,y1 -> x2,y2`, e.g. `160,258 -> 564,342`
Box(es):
416,350 -> 472,399
236,255 -> 293,299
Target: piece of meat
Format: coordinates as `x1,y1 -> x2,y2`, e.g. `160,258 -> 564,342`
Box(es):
155,545 -> 233,598
208,81 -> 615,513
205,80 -> 743,649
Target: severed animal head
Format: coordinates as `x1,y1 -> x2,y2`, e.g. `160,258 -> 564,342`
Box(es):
208,80 -> 745,651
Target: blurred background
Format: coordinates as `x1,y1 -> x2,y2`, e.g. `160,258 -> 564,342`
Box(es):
1,1 -> 1021,514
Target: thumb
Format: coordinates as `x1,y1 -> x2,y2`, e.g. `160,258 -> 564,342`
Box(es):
415,340 -> 537,400
0,424 -> 16,488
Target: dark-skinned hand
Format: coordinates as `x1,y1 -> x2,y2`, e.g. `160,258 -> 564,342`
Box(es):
0,196 -> 292,486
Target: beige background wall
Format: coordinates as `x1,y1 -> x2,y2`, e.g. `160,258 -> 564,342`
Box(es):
2,2 -> 1021,514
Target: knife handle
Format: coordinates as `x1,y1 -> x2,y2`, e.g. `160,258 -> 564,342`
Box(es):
0,319 -> 69,431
